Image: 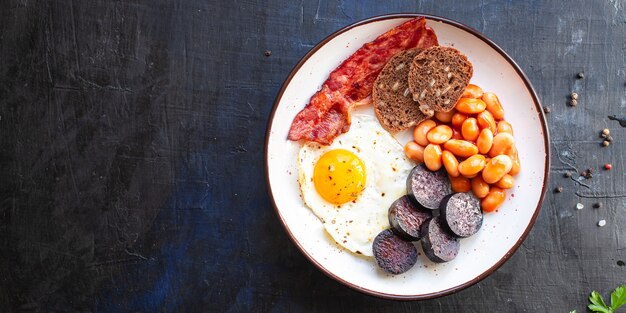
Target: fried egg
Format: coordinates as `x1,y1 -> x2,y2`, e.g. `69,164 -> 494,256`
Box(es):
298,114 -> 415,256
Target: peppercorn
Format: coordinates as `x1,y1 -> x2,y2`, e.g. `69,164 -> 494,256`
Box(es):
602,140 -> 610,147
563,172 -> 572,178
571,92 -> 578,100
605,135 -> 613,142
602,128 -> 610,136
569,99 -> 578,106
593,202 -> 602,209
543,106 -> 551,114
604,163 -> 612,170
554,186 -> 564,193
608,115 -> 626,127
264,50 -> 272,57
577,72 -> 585,79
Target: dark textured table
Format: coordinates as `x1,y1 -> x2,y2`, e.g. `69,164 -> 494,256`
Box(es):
1,1 -> 625,312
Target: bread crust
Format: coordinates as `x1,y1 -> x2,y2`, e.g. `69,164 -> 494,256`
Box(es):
373,48 -> 427,132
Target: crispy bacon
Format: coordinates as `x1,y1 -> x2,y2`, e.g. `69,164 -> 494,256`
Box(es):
287,17 -> 438,145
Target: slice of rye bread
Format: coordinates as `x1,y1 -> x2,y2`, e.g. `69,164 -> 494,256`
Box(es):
372,48 -> 427,132
408,46 -> 473,113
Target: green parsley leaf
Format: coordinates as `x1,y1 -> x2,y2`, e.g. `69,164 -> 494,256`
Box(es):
569,310 -> 577,313
587,303 -> 612,313
590,291 -> 609,310
583,286 -> 626,313
611,285 -> 626,310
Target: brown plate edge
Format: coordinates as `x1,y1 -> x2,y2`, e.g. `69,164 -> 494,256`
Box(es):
263,13 -> 551,301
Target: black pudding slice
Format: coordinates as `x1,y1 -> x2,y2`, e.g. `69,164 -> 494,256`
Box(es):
406,164 -> 451,210
373,229 -> 418,275
440,192 -> 483,238
388,195 -> 432,241
420,217 -> 460,263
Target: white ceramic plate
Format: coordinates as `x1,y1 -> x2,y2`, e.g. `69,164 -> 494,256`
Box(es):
265,14 -> 550,299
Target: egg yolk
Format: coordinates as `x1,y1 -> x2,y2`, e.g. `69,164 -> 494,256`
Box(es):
313,149 -> 366,205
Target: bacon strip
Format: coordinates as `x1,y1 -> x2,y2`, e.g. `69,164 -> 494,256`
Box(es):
287,17 -> 438,145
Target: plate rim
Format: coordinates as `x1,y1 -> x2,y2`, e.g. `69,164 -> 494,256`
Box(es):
264,13 -> 551,300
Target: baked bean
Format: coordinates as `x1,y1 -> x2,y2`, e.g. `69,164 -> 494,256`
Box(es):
427,125 -> 453,144
443,140 -> 479,158
450,176 -> 471,193
458,154 -> 486,177
509,148 -> 521,176
482,92 -> 505,120
477,110 -> 497,134
481,187 -> 506,212
461,118 -> 480,141
451,112 -> 468,129
495,174 -> 515,189
482,155 -> 513,184
442,150 -> 460,177
461,84 -> 484,99
477,129 -> 494,154
505,145 -> 517,158
455,98 -> 487,114
413,119 -> 437,146
510,158 -> 521,176
489,132 -> 515,157
434,109 -> 455,123
452,128 -> 463,140
471,176 -> 490,199
404,141 -> 425,163
424,144 -> 443,171
496,120 -> 514,135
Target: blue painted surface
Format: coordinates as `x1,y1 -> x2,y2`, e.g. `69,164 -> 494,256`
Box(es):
97,152 -> 220,311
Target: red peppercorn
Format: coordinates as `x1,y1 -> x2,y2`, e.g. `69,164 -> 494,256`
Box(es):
604,163 -> 612,170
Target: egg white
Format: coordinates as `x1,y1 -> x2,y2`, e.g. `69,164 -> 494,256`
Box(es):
297,114 -> 415,256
